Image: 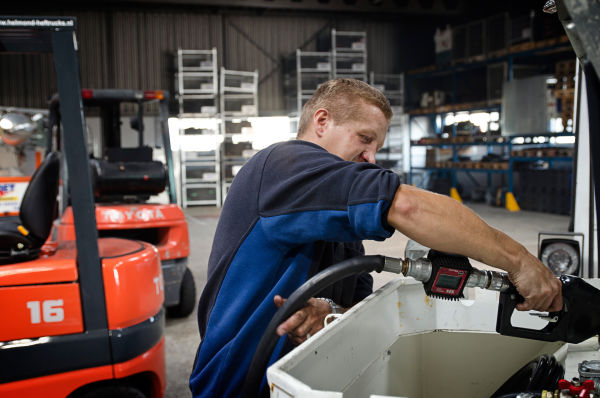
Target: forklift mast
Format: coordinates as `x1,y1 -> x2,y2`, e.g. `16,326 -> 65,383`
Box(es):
0,14 -> 112,377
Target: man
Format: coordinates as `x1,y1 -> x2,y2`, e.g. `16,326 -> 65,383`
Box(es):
190,78 -> 562,398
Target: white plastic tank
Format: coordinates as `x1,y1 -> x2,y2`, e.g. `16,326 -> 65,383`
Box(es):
267,278 -> 592,398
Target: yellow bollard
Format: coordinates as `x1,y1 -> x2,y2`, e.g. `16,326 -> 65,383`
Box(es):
505,192 -> 520,212
450,187 -> 462,203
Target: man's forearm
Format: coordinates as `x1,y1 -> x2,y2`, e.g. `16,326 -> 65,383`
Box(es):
387,184 -> 529,273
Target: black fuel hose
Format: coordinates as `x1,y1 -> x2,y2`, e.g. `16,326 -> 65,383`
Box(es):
241,255 -> 386,398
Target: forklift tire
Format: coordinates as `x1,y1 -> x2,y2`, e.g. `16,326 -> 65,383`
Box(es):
167,267 -> 196,318
78,385 -> 146,398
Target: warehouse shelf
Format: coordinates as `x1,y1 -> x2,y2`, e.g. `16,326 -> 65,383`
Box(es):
177,118 -> 222,207
375,123 -> 404,173
182,183 -> 221,206
512,156 -> 572,162
411,131 -> 575,147
176,48 -> 218,117
332,29 -> 367,82
406,36 -> 572,79
408,101 -> 501,116
409,129 -> 574,211
220,68 -> 258,117
219,116 -> 255,202
405,37 -> 573,114
413,167 -> 511,173
284,50 -> 332,115
406,32 -> 576,213
370,72 -> 404,116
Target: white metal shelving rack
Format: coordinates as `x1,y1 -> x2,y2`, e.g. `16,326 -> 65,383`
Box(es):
331,29 -> 367,82
178,119 -> 222,207
176,48 -> 219,116
219,68 -> 259,202
293,49 -> 332,115
370,72 -> 405,115
219,118 -> 258,202
370,72 -> 406,175
220,68 -> 258,117
176,47 -> 221,206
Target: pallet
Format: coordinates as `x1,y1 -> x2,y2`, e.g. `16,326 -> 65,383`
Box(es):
451,136 -> 472,144
489,162 -> 509,170
420,137 -> 443,145
510,41 -> 535,53
487,49 -> 509,59
513,147 -> 574,158
467,55 -> 486,63
536,37 -> 559,49
407,65 -> 436,75
556,60 -> 576,74
558,148 -> 574,157
554,88 -> 575,99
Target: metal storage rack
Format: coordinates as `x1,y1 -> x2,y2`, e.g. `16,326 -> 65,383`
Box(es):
176,48 -> 219,116
288,49 -> 332,115
370,72 -> 404,115
407,104 -> 574,211
370,72 -> 406,173
220,68 -> 258,117
219,117 -> 259,201
179,119 -> 222,207
218,68 -> 258,202
405,35 -> 575,210
331,29 -> 367,82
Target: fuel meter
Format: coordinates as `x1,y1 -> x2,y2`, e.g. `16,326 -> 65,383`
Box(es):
423,250 -> 473,300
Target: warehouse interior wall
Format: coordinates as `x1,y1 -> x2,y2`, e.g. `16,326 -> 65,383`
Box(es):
0,5 -> 440,115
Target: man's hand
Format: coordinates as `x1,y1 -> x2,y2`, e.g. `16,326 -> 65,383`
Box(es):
274,295 -> 331,345
508,252 -> 563,312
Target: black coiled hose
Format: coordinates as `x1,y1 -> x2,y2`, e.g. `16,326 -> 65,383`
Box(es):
241,255 -> 386,398
491,354 -> 565,397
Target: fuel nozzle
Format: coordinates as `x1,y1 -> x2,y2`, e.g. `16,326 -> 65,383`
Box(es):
497,274 -> 600,344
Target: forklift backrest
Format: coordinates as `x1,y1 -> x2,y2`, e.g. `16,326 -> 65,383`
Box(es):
20,152 -> 60,243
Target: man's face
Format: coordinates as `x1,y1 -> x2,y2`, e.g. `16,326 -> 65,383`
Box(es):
318,101 -> 388,163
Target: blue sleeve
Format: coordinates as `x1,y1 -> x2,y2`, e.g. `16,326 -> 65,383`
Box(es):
258,142 -> 400,246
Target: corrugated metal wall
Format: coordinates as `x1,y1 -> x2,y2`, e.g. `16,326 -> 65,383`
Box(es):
222,14 -> 331,113
0,8 -> 428,114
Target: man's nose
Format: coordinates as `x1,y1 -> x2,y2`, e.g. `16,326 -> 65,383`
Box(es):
361,150 -> 376,164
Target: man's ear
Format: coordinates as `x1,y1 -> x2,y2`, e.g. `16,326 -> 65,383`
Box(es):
313,108 -> 329,138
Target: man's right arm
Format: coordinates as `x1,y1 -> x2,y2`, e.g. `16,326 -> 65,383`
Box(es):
387,184 -> 562,312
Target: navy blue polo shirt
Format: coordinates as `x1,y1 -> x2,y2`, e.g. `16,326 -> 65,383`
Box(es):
190,140 -> 400,397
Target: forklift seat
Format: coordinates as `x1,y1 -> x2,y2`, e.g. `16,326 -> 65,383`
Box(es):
0,152 -> 60,265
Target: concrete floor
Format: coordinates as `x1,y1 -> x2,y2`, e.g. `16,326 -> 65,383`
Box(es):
164,203 -> 570,397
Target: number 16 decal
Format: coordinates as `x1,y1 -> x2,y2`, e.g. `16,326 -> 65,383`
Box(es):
26,300 -> 65,324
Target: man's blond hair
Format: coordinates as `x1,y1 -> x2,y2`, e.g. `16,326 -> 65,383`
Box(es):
297,78 -> 392,138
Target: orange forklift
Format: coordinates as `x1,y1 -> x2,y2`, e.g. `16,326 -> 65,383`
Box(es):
0,16 -> 165,398
47,88 -> 195,318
